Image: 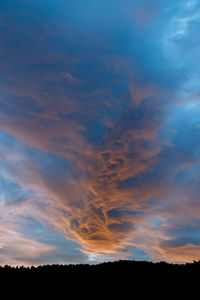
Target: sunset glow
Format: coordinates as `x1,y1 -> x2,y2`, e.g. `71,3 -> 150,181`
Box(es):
0,0 -> 200,265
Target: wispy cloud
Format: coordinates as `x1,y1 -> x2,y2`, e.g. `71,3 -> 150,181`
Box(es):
0,0 -> 200,265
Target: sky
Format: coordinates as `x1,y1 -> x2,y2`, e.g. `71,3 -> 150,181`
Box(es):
0,0 -> 200,266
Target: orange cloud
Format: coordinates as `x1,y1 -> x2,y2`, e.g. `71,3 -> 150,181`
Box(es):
161,244 -> 200,263
0,81 -> 165,257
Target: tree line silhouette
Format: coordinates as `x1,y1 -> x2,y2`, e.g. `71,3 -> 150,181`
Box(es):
1,259 -> 200,274
1,260 -> 199,293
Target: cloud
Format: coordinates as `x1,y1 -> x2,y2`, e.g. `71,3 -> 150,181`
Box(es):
136,0 -> 160,27
0,196 -> 56,266
0,231 -> 56,267
0,0 -> 200,265
161,244 -> 200,263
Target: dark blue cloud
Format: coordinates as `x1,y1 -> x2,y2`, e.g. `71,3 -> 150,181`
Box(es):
0,0 -> 200,264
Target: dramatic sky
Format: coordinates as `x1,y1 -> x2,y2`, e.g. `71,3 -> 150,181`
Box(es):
0,0 -> 200,266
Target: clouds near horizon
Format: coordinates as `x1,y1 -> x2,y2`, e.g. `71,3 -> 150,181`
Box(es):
0,0 -> 200,265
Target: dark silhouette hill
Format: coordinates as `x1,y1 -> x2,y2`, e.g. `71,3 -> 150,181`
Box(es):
1,259 -> 200,274
1,260 -> 199,296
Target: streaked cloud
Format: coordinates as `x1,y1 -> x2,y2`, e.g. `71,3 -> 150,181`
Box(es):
0,0 -> 200,265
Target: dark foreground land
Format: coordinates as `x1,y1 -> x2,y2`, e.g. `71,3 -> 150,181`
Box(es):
1,259 -> 200,274
1,260 -> 199,294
